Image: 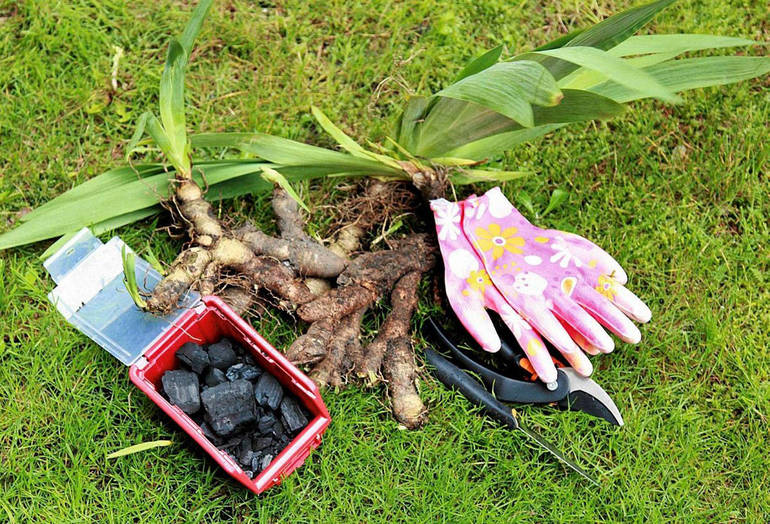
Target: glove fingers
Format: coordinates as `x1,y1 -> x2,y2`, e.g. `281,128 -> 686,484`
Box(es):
551,295 -> 614,354
610,283 -> 652,323
489,296 -> 558,384
447,289 -> 502,353
507,296 -> 593,377
559,232 -> 628,284
572,285 -> 641,344
559,318 -> 602,356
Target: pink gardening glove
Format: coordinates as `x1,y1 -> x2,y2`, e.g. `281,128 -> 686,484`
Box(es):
431,198 -> 559,385
462,187 -> 651,378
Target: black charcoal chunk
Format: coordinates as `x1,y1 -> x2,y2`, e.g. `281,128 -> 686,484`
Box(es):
162,370 -> 200,414
221,434 -> 246,450
225,363 -> 262,382
200,380 -> 257,437
199,422 -> 223,446
239,449 -> 254,468
208,339 -> 238,370
244,470 -> 254,479
253,437 -> 272,451
204,367 -> 227,387
258,454 -> 274,472
270,419 -> 286,439
251,454 -> 262,472
279,396 -> 309,434
176,342 -> 210,374
254,373 -> 284,411
257,412 -> 277,434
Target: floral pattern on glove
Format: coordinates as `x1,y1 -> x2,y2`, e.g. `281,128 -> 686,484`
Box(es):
462,187 -> 652,378
473,223 -> 525,259
430,197 -> 559,384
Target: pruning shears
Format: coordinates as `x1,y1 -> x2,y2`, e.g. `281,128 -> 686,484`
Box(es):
426,317 -> 624,426
423,315 -> 629,485
423,347 -> 600,486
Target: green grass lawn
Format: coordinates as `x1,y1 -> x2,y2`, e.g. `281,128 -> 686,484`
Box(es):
1,0 -> 768,521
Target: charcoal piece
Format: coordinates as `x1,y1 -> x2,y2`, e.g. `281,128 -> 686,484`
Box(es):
162,370 -> 200,414
176,342 -> 210,374
237,435 -> 252,456
200,380 -> 257,437
257,412 -> 277,434
259,454 -> 274,472
279,396 -> 308,434
225,363 -> 262,382
254,373 -> 284,411
253,437 -> 272,451
208,340 -> 238,370
251,454 -> 262,472
199,422 -> 223,446
204,367 -> 227,387
221,434 -> 246,450
244,470 -> 254,479
241,353 -> 256,366
270,419 -> 286,439
239,449 -> 255,468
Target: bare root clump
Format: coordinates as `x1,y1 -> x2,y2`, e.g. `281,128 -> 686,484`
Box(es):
150,177 -> 435,428
289,234 -> 435,428
148,180 -> 345,314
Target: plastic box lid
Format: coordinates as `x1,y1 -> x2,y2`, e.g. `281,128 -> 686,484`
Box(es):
44,228 -> 200,366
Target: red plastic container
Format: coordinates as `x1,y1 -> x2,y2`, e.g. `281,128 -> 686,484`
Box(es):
129,295 -> 331,494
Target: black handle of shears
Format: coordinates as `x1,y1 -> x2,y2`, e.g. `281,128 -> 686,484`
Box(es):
426,318 -> 569,404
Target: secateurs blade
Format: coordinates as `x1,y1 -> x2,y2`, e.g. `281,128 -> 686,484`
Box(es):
424,348 -> 600,486
426,317 -> 624,426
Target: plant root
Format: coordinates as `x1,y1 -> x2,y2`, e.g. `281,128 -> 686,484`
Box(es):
309,308 -> 365,389
356,271 -> 421,385
383,333 -> 426,429
148,181 -> 337,313
288,234 -> 435,429
218,285 -> 255,316
297,234 -> 434,323
285,317 -> 338,365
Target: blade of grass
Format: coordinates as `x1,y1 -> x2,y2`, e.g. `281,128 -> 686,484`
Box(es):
191,133 -> 402,175
178,0 -> 214,56
608,34 -> 755,57
106,440 -> 172,459
537,0 -> 676,79
451,169 -> 531,185
311,106 -> 402,169
158,39 -> 189,173
437,61 -> 563,127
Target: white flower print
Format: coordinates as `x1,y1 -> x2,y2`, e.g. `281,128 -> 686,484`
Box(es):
434,201 -> 461,241
549,237 -> 583,269
501,307 -> 531,339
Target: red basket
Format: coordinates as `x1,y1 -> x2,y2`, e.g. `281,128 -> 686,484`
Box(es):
129,295 -> 330,494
